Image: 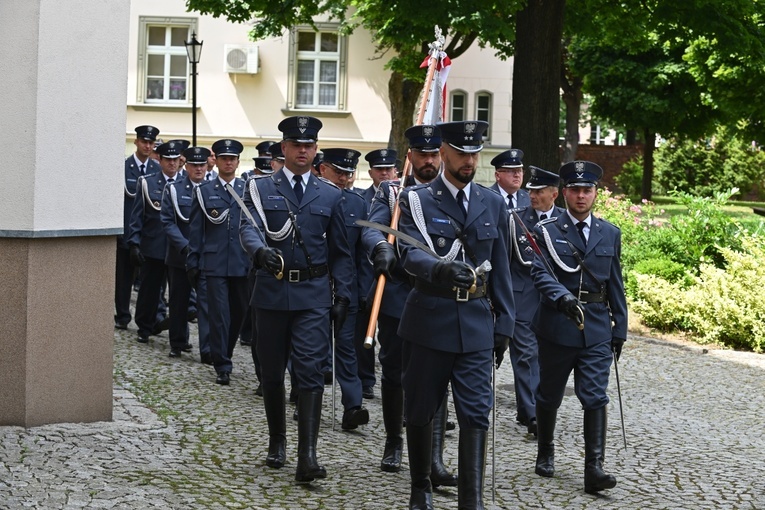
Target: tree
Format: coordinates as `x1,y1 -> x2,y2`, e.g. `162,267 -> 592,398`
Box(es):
186,0 -> 523,155
564,0 -> 765,200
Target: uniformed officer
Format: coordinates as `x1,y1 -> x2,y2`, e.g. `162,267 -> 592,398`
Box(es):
239,116 -> 354,483
241,156 -> 274,180
361,125 -> 457,488
168,139 -> 191,178
354,148 -> 399,399
530,160 -> 627,495
160,146 -> 209,358
267,142 -> 285,173
116,125 -> 160,329
204,151 -> 218,182
507,166 -> 565,436
186,139 -> 250,385
256,140 -> 277,156
490,148 -> 530,210
395,120 -> 515,509
318,148 -> 372,430
127,140 -> 183,343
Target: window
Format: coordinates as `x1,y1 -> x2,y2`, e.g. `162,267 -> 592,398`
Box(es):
450,91 -> 467,121
137,17 -> 197,104
475,92 -> 492,140
287,26 -> 348,110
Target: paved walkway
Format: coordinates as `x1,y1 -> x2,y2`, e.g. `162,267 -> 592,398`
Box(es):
1,325 -> 764,509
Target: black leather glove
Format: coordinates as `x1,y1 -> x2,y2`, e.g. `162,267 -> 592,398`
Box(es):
181,245 -> 191,257
612,337 -> 626,361
331,295 -> 350,331
432,260 -> 474,290
494,334 -> 511,369
372,242 -> 397,279
129,245 -> 145,267
186,267 -> 199,287
557,294 -> 582,321
255,247 -> 283,274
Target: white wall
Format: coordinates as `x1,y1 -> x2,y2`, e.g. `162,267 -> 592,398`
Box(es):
0,0 -> 130,235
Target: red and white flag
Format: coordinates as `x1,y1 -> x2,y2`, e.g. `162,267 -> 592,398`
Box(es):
420,50 -> 451,125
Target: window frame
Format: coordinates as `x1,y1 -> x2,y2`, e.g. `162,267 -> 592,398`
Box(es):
286,24 -> 348,112
449,90 -> 467,122
137,17 -> 198,105
475,91 -> 492,141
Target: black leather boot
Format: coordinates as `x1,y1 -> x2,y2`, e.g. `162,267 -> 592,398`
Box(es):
457,428 -> 487,510
381,384 -> 404,472
295,391 -> 327,482
535,406 -> 557,478
407,421 -> 434,510
262,384 -> 286,469
583,407 -> 617,494
431,395 -> 457,487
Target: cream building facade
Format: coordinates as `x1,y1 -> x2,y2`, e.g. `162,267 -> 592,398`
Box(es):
124,0 -> 531,186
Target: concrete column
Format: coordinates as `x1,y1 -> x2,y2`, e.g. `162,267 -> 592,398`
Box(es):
0,0 -> 130,426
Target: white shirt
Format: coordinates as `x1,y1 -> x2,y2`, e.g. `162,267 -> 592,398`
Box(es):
441,174 -> 471,213
566,211 -> 591,241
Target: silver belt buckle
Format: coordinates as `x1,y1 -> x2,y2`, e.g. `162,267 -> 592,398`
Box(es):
288,270 -> 301,283
455,288 -> 469,302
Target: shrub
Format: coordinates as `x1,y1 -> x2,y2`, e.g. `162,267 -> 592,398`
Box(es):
614,156 -> 644,198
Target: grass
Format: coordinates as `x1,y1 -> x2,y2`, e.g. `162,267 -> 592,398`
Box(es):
649,195 -> 765,232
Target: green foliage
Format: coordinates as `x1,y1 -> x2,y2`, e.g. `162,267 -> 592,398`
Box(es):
614,156 -> 644,198
655,127 -> 765,199
632,238 -> 765,352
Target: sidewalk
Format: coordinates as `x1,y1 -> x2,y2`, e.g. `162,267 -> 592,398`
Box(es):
1,326 -> 764,509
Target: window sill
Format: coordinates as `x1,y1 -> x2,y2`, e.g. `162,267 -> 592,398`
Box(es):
128,103 -> 197,112
281,108 -> 351,118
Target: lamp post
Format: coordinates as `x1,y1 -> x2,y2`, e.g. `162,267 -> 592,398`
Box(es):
184,31 -> 203,147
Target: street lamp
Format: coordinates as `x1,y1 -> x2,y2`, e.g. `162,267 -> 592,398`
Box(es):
184,31 -> 203,146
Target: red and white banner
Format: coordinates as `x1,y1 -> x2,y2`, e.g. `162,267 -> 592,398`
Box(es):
420,51 -> 451,125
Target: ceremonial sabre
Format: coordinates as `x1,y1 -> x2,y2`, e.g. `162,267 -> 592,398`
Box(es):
363,27 -> 446,350
227,183 -> 284,280
511,210 -> 584,330
613,353 -> 628,449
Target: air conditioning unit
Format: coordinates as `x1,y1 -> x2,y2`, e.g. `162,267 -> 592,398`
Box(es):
224,44 -> 259,74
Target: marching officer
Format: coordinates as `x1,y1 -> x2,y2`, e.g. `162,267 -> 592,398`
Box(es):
354,148 -> 399,399
394,120 -> 515,509
490,148 -> 530,210
239,116 -> 354,483
127,140 -> 183,344
268,142 -> 285,173
318,148 -> 372,429
507,166 -> 565,436
116,125 -> 161,329
160,146 -> 209,359
530,160 -> 627,495
186,139 -> 250,385
361,124 -> 460,490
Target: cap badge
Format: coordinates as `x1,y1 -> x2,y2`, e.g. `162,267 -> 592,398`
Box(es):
194,148 -> 201,154
575,161 -> 585,171
380,149 -> 388,157
423,126 -> 434,137
576,172 -> 584,179
225,140 -> 232,146
168,142 -> 176,148
347,150 -> 355,159
465,122 -> 476,134
510,150 -> 518,157
298,117 -> 309,128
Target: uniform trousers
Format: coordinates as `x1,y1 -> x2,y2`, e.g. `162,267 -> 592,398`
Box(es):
509,319 -> 540,422
332,309 -> 363,410
167,266 -> 191,349
207,276 -> 248,374
134,257 -> 167,338
256,307 -> 329,394
377,313 -> 404,388
403,342 -> 492,430
536,336 -> 612,411
353,306 -> 377,390
195,275 -> 211,356
114,243 -> 135,325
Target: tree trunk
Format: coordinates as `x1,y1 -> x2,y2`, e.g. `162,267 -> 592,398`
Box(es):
512,0 -> 566,172
387,70 -> 421,156
561,44 -> 583,163
626,129 -> 638,145
641,128 -> 655,200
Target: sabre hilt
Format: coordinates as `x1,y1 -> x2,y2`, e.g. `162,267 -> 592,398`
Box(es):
274,254 -> 285,280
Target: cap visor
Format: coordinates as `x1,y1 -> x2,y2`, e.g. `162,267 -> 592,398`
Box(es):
447,143 -> 483,154
411,146 -> 441,153
565,182 -> 596,188
526,183 -> 548,189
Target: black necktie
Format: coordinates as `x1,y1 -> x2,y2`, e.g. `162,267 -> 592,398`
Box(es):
510,194 -> 516,209
167,178 -> 174,185
139,164 -> 145,175
576,221 -> 587,246
456,189 -> 468,218
540,213 -> 547,221
293,175 -> 304,203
